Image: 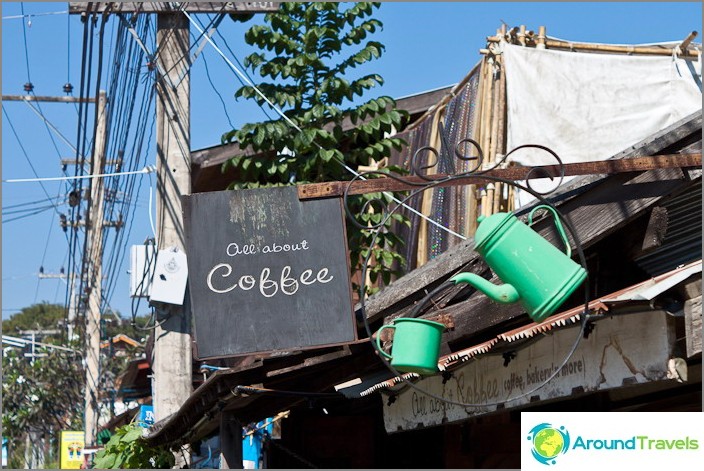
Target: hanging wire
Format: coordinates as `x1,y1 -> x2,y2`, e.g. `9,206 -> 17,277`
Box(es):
20,3 -> 33,87
2,106 -> 66,221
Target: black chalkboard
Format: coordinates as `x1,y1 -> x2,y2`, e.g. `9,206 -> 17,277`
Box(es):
182,186 -> 357,359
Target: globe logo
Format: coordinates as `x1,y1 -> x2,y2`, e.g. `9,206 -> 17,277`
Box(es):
527,423 -> 570,465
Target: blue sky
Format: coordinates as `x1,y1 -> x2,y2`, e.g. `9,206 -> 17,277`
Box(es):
2,1 -> 702,322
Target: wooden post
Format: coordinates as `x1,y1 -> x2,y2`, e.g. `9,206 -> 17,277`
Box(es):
537,26 -> 547,49
518,25 -> 527,46
478,58 -> 494,217
83,90 -> 108,447
220,412 -> 243,469
153,11 -> 192,464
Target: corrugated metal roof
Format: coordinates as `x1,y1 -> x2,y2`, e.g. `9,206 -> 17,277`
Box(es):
602,260 -> 702,302
635,180 -> 702,276
360,259 -> 702,395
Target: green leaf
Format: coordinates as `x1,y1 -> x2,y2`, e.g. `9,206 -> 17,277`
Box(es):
121,426 -> 143,443
93,452 -> 116,469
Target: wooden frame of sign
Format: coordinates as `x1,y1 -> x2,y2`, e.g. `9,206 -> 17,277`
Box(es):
182,186 -> 357,359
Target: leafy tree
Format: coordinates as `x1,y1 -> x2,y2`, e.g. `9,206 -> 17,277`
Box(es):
2,302 -> 66,340
2,304 -> 150,467
222,2 -> 410,294
2,346 -> 84,468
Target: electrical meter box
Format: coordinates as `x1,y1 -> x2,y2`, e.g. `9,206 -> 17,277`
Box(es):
148,247 -> 189,306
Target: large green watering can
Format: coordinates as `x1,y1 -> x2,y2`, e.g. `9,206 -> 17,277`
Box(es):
451,205 -> 586,323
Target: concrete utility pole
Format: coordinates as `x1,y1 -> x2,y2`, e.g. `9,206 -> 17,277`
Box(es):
83,90 -> 108,447
153,11 -> 193,427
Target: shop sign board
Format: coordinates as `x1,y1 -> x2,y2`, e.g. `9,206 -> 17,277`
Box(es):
183,186 -> 356,359
59,430 -> 85,469
383,311 -> 675,433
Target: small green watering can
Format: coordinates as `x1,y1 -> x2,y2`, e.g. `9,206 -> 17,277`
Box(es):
451,205 -> 586,323
375,317 -> 445,375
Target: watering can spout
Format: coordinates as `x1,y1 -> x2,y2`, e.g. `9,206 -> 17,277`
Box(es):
451,272 -> 520,304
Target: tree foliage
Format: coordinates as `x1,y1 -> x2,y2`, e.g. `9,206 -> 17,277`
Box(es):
2,302 -> 66,339
2,303 -> 150,467
222,2 -> 410,294
92,424 -> 175,469
1,345 -> 84,467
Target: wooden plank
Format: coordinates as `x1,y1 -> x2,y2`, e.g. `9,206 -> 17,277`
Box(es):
297,153 -> 701,200
2,94 -> 96,103
69,2 -> 280,14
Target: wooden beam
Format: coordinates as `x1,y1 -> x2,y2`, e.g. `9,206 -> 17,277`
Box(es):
2,95 -> 95,103
69,2 -> 280,14
297,153 -> 702,200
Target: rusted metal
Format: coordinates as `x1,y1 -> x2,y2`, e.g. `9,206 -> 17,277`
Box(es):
297,153 -> 701,200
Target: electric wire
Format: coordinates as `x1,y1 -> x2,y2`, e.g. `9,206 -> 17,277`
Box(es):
2,204 -> 57,216
201,45 -> 235,129
98,14 -> 157,314
2,106 -> 67,221
1,206 -> 55,223
2,195 -> 63,210
20,3 -> 32,85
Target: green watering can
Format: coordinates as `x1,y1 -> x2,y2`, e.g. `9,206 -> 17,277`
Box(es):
451,205 -> 587,323
375,317 -> 445,375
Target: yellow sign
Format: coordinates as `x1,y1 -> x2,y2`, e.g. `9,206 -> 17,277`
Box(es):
59,431 -> 84,469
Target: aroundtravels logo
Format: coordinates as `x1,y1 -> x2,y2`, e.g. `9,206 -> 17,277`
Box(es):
526,419 -> 700,466
527,423 -> 570,465
522,412 -> 703,468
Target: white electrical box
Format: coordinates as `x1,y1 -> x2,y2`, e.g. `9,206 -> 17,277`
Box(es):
148,247 -> 189,305
130,244 -> 156,298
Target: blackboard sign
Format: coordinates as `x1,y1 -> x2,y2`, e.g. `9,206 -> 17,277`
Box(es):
182,186 -> 357,359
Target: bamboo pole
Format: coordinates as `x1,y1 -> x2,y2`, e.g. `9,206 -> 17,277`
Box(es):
679,31 -> 698,52
536,26 -> 547,49
487,58 -> 503,214
493,53 -> 508,214
518,25 -> 526,46
416,107 -> 444,267
486,34 -> 700,57
477,58 -> 494,218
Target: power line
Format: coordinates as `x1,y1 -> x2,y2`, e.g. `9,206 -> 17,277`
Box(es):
1,206 -> 55,224
2,195 -> 63,210
4,165 -> 156,183
20,3 -> 33,86
21,99 -> 83,156
2,204 -> 57,216
200,51 -> 235,128
2,106 -> 65,219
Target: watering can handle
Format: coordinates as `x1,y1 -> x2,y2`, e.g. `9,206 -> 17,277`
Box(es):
375,325 -> 395,360
528,205 -> 572,258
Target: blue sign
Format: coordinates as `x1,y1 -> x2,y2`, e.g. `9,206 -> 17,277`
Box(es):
2,437 -> 8,467
243,419 -> 273,469
137,405 -> 155,428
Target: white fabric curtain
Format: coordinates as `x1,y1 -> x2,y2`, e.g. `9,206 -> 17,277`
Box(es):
502,44 -> 702,205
